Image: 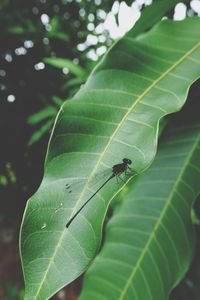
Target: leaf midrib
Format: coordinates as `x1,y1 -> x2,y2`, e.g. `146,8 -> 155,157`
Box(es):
33,39 -> 200,299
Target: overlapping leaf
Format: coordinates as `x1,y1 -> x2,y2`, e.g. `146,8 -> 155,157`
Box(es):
20,17 -> 200,300
80,119 -> 200,300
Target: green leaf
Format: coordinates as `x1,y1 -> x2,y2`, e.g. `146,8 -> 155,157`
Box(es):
27,106 -> 57,125
61,77 -> 85,91
7,26 -> 25,34
47,17 -> 70,42
44,57 -> 87,79
191,209 -> 200,225
51,96 -> 64,107
20,18 -> 200,299
28,119 -> 54,146
128,0 -> 191,38
48,31 -> 70,42
0,174 -> 8,186
80,120 -> 200,300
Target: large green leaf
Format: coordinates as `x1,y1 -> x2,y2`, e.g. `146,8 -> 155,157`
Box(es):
20,18 -> 200,299
79,119 -> 200,300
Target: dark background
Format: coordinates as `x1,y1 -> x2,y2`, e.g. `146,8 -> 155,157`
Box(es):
0,1 -> 200,299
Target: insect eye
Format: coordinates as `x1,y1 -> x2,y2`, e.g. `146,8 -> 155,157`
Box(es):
123,158 -> 132,164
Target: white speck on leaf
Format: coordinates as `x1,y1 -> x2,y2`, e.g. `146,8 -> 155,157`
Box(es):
55,202 -> 63,213
41,223 -> 47,229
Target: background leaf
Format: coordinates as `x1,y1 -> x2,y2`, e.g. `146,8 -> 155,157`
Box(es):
126,0 -> 191,38
79,116 -> 200,300
28,120 -> 54,146
43,57 -> 87,79
27,107 -> 57,125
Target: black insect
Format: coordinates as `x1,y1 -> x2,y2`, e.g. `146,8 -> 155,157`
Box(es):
66,158 -> 133,228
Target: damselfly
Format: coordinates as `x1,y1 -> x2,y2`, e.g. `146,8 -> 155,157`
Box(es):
66,158 -> 135,228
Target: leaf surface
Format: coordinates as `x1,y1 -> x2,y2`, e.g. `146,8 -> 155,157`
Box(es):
79,119 -> 200,300
20,18 -> 200,299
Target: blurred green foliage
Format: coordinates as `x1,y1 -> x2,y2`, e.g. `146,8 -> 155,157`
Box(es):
3,283 -> 24,300
0,3 -> 115,297
0,0 -> 117,215
0,1 -> 200,299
